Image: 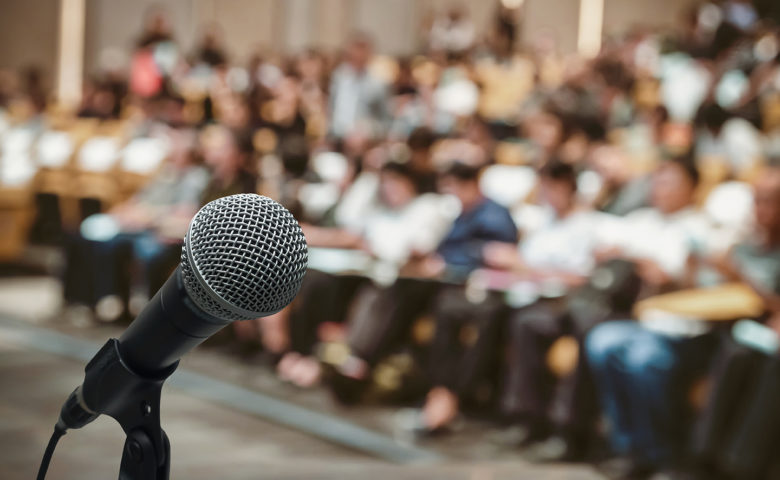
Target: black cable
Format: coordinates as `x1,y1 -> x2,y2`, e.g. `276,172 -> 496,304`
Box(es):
36,424 -> 67,480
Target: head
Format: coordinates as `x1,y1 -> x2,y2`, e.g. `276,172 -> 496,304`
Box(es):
201,23 -> 223,48
438,162 -> 482,209
379,161 -> 418,209
167,128 -> 200,169
695,102 -> 730,136
753,165 -> 780,242
589,144 -> 631,188
201,126 -> 253,181
538,159 -> 578,216
651,154 -> 700,214
407,127 -> 436,169
144,9 -> 171,36
524,108 -> 565,153
345,33 -> 373,71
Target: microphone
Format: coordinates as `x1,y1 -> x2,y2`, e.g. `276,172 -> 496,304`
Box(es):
56,193 -> 308,432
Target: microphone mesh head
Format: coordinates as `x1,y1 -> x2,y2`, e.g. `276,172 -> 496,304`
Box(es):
181,194 -> 308,321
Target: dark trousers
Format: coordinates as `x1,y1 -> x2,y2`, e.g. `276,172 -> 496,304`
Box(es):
499,298 -> 599,436
427,287 -> 506,398
63,231 -> 179,307
288,270 -> 367,355
347,278 -> 442,365
692,336 -> 780,479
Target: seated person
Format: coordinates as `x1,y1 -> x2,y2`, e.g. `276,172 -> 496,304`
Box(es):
588,144 -> 651,216
584,158 -> 750,479
198,125 -> 258,203
482,160 -> 615,460
277,160 -> 454,387
688,165 -> 780,480
326,162 -> 518,402
63,128 -> 209,322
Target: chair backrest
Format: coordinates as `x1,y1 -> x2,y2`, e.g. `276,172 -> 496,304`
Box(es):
36,131 -> 75,168
312,151 -> 349,184
479,164 -> 537,208
120,137 -> 169,174
77,136 -> 120,172
1,128 -> 37,186
704,181 -> 753,227
2,128 -> 35,155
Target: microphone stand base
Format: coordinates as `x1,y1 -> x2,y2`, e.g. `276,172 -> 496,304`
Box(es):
119,428 -> 171,480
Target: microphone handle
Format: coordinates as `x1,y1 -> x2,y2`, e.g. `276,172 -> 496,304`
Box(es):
118,266 -> 230,377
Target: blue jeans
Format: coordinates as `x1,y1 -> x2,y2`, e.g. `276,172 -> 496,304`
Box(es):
585,321 -> 714,466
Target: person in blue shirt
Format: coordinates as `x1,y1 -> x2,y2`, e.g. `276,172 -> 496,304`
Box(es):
325,162 -> 518,404
435,162 -> 520,277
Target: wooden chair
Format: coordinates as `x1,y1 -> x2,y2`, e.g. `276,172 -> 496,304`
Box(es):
117,136 -> 169,200
634,283 -> 765,322
0,185 -> 35,261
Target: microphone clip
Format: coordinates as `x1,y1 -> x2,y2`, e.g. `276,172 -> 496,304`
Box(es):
70,338 -> 178,480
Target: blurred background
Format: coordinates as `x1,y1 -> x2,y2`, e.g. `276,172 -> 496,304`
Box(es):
2,0 -> 780,479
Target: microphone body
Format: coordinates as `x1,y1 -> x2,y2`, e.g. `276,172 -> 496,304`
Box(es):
59,266 -> 229,431
56,194 -> 308,431
118,266 -> 227,376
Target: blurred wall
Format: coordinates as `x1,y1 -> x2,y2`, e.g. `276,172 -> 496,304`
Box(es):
84,0 -> 196,74
0,0 -> 700,79
603,0 -> 693,36
78,0 -> 581,73
0,0 -> 60,82
524,0 -> 581,54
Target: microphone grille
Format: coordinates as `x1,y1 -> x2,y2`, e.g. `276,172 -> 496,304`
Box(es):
181,194 -> 308,321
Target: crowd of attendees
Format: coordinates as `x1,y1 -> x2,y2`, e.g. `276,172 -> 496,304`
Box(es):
2,1 -> 780,479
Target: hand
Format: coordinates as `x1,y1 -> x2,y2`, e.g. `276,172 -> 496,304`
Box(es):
482,242 -> 521,271
402,255 -> 445,279
768,313 -> 780,337
593,246 -> 623,264
636,259 -> 672,287
114,206 -> 152,232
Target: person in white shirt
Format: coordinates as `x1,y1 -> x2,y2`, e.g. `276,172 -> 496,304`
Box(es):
596,157 -> 711,288
496,156 -> 712,464
584,156 -> 735,479
483,160 -> 613,459
278,161 -> 452,387
328,33 -> 390,141
427,7 -> 476,55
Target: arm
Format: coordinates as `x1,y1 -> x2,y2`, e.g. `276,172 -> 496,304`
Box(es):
713,246 -> 780,314
300,223 -> 363,249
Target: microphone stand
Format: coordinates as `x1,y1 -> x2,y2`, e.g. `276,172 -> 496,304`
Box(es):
73,339 -> 177,479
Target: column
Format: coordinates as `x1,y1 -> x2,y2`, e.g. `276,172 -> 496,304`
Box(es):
57,0 -> 86,109
577,0 -> 604,57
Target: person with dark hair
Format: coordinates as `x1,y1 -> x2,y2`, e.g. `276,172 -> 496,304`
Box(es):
589,145 -> 651,216
325,161 -> 517,406
583,156 -> 728,479
695,101 -> 762,176
130,10 -> 177,98
432,162 -> 519,275
406,127 -> 438,194
62,128 -> 210,323
279,160 -> 455,388
483,159 -> 615,461
329,32 -> 390,141
695,103 -> 731,137
194,24 -> 228,68
687,166 -> 780,480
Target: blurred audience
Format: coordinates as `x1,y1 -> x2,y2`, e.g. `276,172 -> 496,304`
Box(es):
2,1 -> 780,477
